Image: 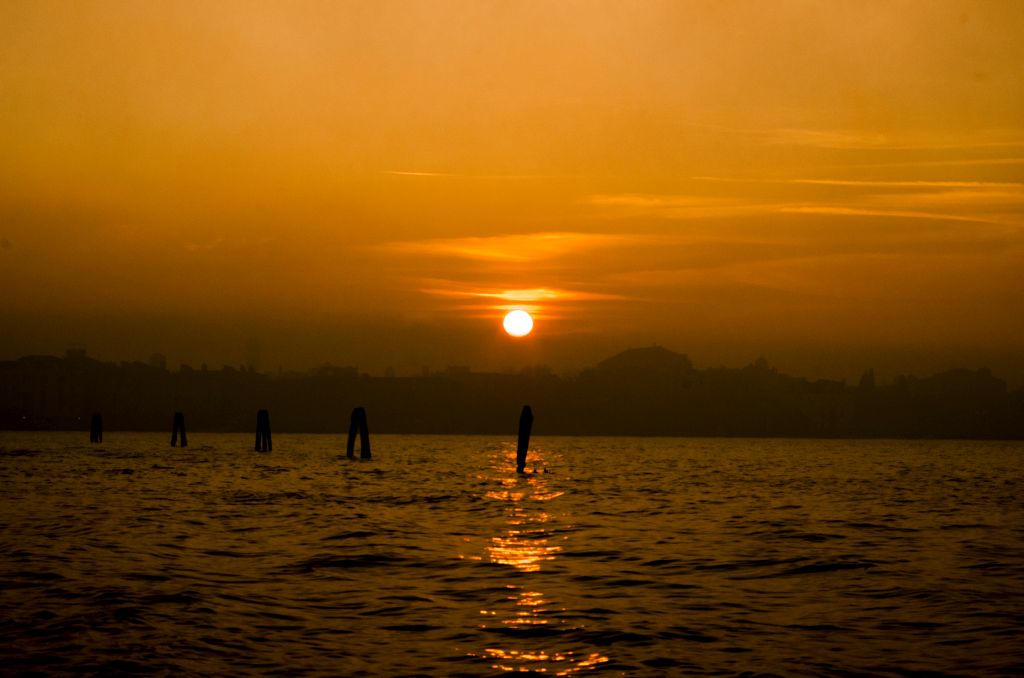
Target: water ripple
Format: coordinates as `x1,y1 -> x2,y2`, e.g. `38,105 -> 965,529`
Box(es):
0,433 -> 1021,676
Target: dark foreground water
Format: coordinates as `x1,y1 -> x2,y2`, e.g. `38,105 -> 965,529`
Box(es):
1,433 -> 1022,677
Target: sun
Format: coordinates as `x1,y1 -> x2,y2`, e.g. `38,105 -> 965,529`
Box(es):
502,310 -> 534,337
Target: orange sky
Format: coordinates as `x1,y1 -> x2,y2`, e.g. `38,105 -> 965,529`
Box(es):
2,1 -> 1022,381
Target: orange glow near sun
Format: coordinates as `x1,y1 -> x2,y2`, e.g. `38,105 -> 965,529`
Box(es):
503,310 -> 534,337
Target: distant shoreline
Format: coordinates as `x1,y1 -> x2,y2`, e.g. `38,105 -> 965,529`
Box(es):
3,430 -> 1022,442
3,347 -> 1023,439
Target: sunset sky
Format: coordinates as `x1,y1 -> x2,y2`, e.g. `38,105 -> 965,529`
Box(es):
2,1 -> 1022,381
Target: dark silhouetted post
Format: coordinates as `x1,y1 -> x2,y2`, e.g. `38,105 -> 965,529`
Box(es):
171,412 -> 188,447
89,412 -> 103,443
517,405 -> 533,473
346,407 -> 371,459
255,409 -> 272,452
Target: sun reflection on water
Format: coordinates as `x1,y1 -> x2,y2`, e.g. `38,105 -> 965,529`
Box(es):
488,506 -> 560,573
482,647 -> 610,675
465,444 -> 610,674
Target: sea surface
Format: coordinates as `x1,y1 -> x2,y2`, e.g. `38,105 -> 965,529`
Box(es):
1,433 -> 1022,677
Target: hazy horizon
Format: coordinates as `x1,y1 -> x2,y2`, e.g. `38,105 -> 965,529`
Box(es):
3,316 -> 1022,390
3,2 -> 1022,387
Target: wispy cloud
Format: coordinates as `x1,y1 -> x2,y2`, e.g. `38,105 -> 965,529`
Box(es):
865,190 -> 1024,210
791,179 -> 1024,189
377,232 -> 641,322
780,205 -> 1010,225
693,176 -> 1024,189
414,280 -> 628,319
383,170 -> 572,180
766,128 -> 1024,151
768,128 -> 894,150
582,193 -> 772,221
686,177 -> 1024,225
585,194 -> 732,208
383,170 -> 455,178
421,283 -> 624,303
826,157 -> 1024,170
381,231 -> 631,263
790,180 -> 1024,219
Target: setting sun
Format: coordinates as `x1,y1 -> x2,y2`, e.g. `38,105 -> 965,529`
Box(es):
503,310 -> 534,338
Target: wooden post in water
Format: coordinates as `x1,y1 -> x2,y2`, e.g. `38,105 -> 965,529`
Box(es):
255,409 -> 272,452
346,407 -> 371,460
89,412 -> 103,443
171,412 -> 188,447
517,405 -> 533,473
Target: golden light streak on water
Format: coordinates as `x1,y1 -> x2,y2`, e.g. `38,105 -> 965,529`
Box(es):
472,445 -> 609,674
480,647 -> 611,675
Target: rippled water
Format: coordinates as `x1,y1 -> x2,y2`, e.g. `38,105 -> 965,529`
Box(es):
1,433 -> 1022,676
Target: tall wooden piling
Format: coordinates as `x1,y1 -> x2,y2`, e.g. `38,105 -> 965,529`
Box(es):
346,407 -> 371,460
89,412 -> 103,443
517,405 -> 533,472
255,409 -> 272,452
171,412 -> 188,447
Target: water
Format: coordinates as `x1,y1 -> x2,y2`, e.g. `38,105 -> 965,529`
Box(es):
1,433 -> 1022,677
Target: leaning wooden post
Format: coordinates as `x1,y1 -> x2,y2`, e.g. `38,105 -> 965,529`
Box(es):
255,409 -> 272,452
516,405 -> 533,472
171,412 -> 188,447
346,406 -> 371,459
89,412 -> 103,443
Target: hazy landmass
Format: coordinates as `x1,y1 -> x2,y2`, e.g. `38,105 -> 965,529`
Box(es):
2,346 -> 1021,439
